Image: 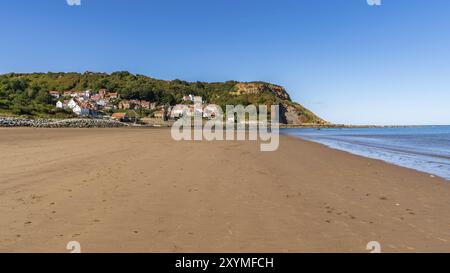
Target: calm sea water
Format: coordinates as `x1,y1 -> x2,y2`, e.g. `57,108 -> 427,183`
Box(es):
282,126 -> 450,180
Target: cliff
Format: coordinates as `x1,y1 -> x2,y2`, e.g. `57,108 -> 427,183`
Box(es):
229,82 -> 326,125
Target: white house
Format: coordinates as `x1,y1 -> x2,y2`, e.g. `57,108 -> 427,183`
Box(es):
72,104 -> 90,116
66,98 -> 88,116
67,99 -> 78,109
49,91 -> 60,99
84,89 -> 91,98
170,104 -> 188,119
56,101 -> 64,109
203,105 -> 221,119
96,99 -> 107,107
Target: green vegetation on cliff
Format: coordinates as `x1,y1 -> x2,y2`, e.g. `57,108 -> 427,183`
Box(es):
0,72 -> 325,124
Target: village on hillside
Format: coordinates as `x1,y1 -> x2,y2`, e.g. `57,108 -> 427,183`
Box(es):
49,89 -> 221,123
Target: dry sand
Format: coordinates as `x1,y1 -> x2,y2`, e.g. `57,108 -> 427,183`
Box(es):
0,128 -> 449,253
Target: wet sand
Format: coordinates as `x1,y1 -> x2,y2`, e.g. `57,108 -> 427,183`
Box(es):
0,128 -> 449,252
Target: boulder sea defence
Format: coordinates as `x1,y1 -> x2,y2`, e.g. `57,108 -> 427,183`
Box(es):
0,117 -> 128,128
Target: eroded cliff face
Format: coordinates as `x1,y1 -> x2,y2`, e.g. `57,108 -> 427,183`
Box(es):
231,82 -> 326,125
232,82 -> 291,100
279,102 -> 326,125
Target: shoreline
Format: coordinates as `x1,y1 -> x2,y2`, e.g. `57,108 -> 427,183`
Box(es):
2,116 -> 445,129
282,133 -> 450,181
280,124 -> 447,129
1,128 -> 449,252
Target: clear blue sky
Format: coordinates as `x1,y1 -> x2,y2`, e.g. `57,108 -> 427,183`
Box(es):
1,0 -> 449,125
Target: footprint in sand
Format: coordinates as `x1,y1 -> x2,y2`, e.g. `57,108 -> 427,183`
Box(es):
406,209 -> 416,215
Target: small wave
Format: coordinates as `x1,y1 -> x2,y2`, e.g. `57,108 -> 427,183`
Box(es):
283,127 -> 450,180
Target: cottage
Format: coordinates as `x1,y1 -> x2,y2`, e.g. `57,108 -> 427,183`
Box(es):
130,100 -> 141,109
49,91 -> 60,99
108,92 -> 119,99
90,94 -> 101,101
67,99 -> 78,109
66,98 -> 88,116
84,89 -> 91,98
75,91 -> 83,97
56,101 -> 64,109
104,103 -> 115,110
99,89 -> 107,98
111,112 -> 129,122
170,104 -> 188,119
119,100 -> 131,109
72,104 -> 90,116
203,105 -> 221,119
154,109 -> 166,120
96,99 -> 107,108
140,101 -> 151,109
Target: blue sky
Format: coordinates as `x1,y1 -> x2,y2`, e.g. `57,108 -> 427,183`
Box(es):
1,0 -> 449,125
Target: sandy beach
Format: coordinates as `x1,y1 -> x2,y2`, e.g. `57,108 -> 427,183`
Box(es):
0,128 -> 449,253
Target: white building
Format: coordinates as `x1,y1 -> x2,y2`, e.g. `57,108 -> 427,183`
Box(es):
67,98 -> 89,116
170,104 -> 188,119
84,89 -> 91,98
96,99 -> 107,107
49,91 -> 60,99
67,99 -> 78,109
72,105 -> 90,116
203,105 -> 221,119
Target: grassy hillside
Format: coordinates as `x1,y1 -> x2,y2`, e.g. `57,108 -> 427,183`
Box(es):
0,72 -> 325,124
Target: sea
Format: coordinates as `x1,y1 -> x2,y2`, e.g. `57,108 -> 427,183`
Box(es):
282,126 -> 450,180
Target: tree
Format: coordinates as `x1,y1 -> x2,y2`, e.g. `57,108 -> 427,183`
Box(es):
36,90 -> 53,104
162,93 -> 176,106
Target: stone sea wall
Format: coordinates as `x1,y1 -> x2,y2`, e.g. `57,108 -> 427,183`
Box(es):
0,117 -> 128,128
